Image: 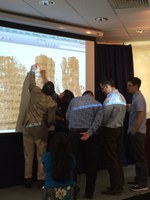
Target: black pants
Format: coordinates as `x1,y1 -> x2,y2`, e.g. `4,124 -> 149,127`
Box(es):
69,129 -> 99,197
103,127 -> 124,190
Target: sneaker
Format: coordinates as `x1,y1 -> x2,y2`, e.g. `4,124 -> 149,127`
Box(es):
130,185 -> 148,192
127,181 -> 138,187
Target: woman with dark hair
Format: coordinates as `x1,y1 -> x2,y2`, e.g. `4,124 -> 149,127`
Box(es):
42,132 -> 77,200
55,90 -> 74,132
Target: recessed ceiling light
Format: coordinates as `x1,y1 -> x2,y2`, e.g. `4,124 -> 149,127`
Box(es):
86,31 -> 92,34
136,29 -> 146,34
59,27 -> 65,30
95,17 -> 108,22
39,0 -> 55,6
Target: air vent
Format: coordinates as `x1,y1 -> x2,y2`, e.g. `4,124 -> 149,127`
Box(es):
108,0 -> 150,9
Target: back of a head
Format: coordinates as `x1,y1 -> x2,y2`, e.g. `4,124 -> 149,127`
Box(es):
51,132 -> 70,151
100,77 -> 115,87
128,77 -> 141,89
82,90 -> 94,97
42,81 -> 55,96
63,89 -> 74,103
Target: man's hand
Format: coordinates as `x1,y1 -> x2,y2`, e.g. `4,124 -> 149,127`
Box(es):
80,132 -> 90,141
40,70 -> 46,76
40,69 -> 48,83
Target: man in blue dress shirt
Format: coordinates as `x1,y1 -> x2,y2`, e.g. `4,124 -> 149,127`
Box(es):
66,90 -> 103,199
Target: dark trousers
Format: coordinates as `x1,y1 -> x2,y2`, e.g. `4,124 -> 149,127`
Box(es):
69,129 -> 99,197
130,132 -> 148,187
103,127 -> 124,190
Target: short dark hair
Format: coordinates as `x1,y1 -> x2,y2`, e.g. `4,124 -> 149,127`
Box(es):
42,81 -> 55,96
128,77 -> 141,89
63,89 -> 74,102
82,90 -> 94,96
100,77 -> 115,87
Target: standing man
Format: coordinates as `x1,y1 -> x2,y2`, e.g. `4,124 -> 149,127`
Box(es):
66,90 -> 103,199
100,78 -> 126,195
23,64 -> 57,188
127,77 -> 148,192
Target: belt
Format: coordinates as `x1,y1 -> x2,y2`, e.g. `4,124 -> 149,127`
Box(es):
26,122 -> 41,127
69,128 -> 88,132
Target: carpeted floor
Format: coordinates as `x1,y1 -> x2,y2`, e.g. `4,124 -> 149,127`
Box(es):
0,165 -> 149,200
122,192 -> 150,200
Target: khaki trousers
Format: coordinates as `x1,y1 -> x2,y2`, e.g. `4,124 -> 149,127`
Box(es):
23,128 -> 47,180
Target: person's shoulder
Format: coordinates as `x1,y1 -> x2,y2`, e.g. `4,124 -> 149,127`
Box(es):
71,96 -> 81,102
42,152 -> 51,159
47,96 -> 57,106
137,92 -> 146,102
31,85 -> 41,93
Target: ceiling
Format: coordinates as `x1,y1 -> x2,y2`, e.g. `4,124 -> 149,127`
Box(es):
0,0 -> 150,43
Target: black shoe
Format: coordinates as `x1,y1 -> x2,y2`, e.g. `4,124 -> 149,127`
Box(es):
127,181 -> 138,187
24,178 -> 32,188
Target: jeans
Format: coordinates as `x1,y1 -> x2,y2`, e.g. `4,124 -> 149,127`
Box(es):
130,132 -> 148,187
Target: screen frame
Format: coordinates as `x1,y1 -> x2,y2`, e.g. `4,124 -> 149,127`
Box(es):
0,20 -> 96,133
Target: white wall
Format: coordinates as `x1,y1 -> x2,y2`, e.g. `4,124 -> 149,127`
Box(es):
127,41 -> 150,118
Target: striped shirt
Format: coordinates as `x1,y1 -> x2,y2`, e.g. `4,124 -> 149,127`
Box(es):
66,94 -> 103,135
103,89 -> 126,128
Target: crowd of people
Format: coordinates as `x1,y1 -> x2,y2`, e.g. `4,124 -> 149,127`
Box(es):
22,64 -> 149,200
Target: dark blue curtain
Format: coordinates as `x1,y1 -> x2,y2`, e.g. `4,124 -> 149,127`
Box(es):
95,44 -> 134,166
95,44 -> 134,103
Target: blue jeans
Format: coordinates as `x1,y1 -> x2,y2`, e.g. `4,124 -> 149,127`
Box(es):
130,132 -> 148,187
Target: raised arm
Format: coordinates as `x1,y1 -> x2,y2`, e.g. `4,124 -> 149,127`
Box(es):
29,64 -> 38,92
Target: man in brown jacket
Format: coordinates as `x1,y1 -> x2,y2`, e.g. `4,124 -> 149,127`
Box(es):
23,64 -> 57,188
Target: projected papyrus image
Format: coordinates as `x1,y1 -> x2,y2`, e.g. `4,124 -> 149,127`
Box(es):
0,27 -> 86,131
